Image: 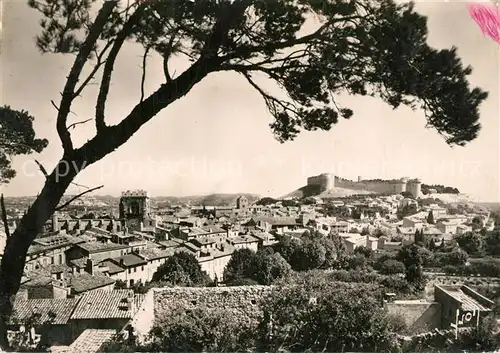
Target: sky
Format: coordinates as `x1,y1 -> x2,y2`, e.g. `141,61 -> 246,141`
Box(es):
1,0 -> 499,201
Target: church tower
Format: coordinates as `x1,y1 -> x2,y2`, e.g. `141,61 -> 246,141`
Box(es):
119,190 -> 150,232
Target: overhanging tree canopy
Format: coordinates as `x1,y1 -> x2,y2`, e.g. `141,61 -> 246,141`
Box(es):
30,0 -> 486,148
0,106 -> 48,183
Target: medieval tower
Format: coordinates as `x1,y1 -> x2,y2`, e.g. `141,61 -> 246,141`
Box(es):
407,179 -> 422,198
119,190 -> 151,232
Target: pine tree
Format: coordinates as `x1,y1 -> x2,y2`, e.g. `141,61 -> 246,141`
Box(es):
427,211 -> 435,224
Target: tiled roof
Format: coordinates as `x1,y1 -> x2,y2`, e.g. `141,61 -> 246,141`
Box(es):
192,237 -> 217,246
111,253 -> 147,268
138,248 -> 174,261
22,271 -> 54,287
344,235 -> 365,244
228,235 -> 259,244
183,242 -> 200,252
70,258 -> 88,269
27,234 -> 84,255
99,260 -> 125,275
70,290 -> 143,320
440,287 -> 492,312
198,243 -> 236,262
254,217 -> 299,226
68,273 -> 116,294
69,329 -> 116,353
200,225 -> 226,233
77,241 -> 129,253
10,298 -> 80,325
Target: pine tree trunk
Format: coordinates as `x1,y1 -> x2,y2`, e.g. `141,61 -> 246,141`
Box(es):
0,153 -> 81,351
1,195 -> 10,238
0,48 -> 217,351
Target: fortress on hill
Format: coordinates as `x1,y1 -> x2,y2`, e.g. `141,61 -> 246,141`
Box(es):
306,173 -> 422,198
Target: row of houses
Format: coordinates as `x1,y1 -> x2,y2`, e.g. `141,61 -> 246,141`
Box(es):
9,288 -> 145,350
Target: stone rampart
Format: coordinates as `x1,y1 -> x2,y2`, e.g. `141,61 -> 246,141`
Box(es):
153,285 -> 273,325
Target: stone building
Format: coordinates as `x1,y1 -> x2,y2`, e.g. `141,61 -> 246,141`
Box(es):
384,285 -> 494,334
119,190 -> 152,232
236,195 -> 249,210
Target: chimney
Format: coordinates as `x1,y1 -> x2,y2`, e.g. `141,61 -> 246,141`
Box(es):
127,291 -> 135,311
16,289 -> 28,301
52,212 -> 59,232
86,258 -> 94,275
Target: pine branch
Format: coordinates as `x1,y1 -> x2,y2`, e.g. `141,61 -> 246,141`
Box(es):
67,118 -> 92,130
73,40 -> 115,99
140,46 -> 151,103
54,185 -> 104,211
96,5 -> 145,133
34,160 -> 48,178
57,1 -> 117,153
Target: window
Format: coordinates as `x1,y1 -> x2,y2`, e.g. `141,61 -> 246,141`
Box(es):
141,266 -> 144,271
51,257 -> 55,264
59,254 -> 63,264
134,267 -> 137,272
128,269 -> 131,274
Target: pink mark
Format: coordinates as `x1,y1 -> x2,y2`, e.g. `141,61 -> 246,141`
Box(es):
468,3 -> 500,43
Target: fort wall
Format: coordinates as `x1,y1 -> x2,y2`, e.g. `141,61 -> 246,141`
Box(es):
306,175 -> 421,197
334,178 -> 396,194
307,173 -> 335,193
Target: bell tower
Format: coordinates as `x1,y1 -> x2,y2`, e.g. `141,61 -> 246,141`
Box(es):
119,190 -> 150,231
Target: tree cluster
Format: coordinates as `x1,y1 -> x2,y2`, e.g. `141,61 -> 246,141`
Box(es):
102,269 -> 500,353
443,259 -> 500,277
421,184 -> 460,195
151,252 -> 212,287
397,204 -> 419,220
456,230 -> 500,257
223,247 -> 291,285
0,106 -> 48,184
256,198 -> 278,206
273,231 -> 345,271
102,276 -> 402,353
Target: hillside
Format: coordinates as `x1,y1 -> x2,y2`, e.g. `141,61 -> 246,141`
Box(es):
424,193 -> 478,204
281,186 -> 374,199
153,193 -> 260,206
3,193 -> 260,209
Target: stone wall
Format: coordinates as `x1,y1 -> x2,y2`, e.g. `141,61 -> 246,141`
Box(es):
385,300 -> 442,334
153,286 -> 273,326
131,287 -> 155,341
334,177 -> 397,195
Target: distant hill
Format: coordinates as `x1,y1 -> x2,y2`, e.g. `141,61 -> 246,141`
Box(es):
3,193 -> 260,209
152,193 -> 260,207
478,202 -> 500,212
425,193 -> 477,204
281,186 -> 374,199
